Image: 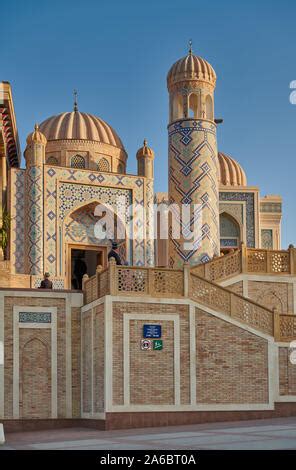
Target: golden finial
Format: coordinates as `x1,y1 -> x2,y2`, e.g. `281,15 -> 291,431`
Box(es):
34,123 -> 39,131
73,89 -> 78,112
143,138 -> 148,147
189,39 -> 193,55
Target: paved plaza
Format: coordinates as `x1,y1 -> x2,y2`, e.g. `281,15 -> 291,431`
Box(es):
1,417 -> 296,450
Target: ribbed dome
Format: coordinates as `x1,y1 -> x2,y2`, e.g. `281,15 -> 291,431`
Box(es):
167,52 -> 216,90
218,152 -> 247,187
26,124 -> 47,145
38,111 -> 125,149
136,139 -> 154,159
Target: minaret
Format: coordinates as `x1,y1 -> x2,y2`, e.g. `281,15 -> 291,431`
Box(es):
136,139 -> 154,179
24,124 -> 47,275
167,43 -> 220,268
136,139 -> 155,266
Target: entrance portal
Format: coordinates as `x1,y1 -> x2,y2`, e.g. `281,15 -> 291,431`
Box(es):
70,246 -> 106,289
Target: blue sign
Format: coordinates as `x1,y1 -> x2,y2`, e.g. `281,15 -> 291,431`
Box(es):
143,324 -> 162,339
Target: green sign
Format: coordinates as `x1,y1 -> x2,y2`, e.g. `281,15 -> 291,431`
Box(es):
153,339 -> 163,350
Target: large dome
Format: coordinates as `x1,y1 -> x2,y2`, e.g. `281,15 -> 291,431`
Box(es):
218,152 -> 247,187
167,51 -> 216,90
39,111 -> 125,150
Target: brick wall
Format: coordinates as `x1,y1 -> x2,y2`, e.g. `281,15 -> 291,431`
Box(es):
57,299 -> 66,418
82,309 -> 92,413
3,295 -> 72,419
196,308 -> 269,404
71,307 -> 81,418
112,302 -> 190,406
279,347 -> 296,395
94,304 -> 104,413
129,319 -> 174,405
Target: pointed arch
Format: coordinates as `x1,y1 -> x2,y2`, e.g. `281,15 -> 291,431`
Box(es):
97,158 -> 110,172
206,94 -> 213,120
71,154 -> 85,169
64,199 -> 129,286
172,93 -> 183,121
219,212 -> 241,251
189,93 -> 199,118
256,290 -> 284,313
47,156 -> 59,166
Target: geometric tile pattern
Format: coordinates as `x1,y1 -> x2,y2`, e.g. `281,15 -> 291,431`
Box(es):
261,229 -> 273,249
26,166 -> 44,275
64,201 -> 129,263
59,182 -> 131,221
43,167 -> 154,275
219,192 -> 255,247
59,182 -> 132,272
10,169 -> 25,273
145,178 -> 154,266
168,119 -> 220,268
19,312 -> 52,323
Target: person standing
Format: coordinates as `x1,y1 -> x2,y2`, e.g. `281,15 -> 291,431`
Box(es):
108,242 -> 122,265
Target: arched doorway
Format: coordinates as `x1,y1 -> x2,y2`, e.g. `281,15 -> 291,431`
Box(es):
219,212 -> 241,254
64,201 -> 127,288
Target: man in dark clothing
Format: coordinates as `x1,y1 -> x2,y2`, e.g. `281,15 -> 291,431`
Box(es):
39,272 -> 53,289
108,242 -> 122,265
74,255 -> 87,290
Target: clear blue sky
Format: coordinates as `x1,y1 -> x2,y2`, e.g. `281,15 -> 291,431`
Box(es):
1,0 -> 296,247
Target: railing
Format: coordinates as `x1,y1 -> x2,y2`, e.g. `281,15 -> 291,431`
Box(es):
190,244 -> 296,283
275,313 -> 296,342
83,260 -> 184,304
83,259 -> 296,342
191,249 -> 241,281
190,272 -> 274,336
83,266 -> 110,304
246,247 -> 291,274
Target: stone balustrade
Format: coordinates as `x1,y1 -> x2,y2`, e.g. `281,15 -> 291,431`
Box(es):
83,259 -> 296,342
83,260 -> 184,304
190,272 -> 274,336
191,244 -> 296,283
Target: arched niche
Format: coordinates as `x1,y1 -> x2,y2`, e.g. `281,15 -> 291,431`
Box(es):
188,93 -> 199,119
63,200 -> 128,288
47,156 -> 59,166
219,212 -> 241,253
172,92 -> 183,121
256,290 -> 284,314
205,94 -> 214,121
71,154 -> 86,169
97,158 -> 110,172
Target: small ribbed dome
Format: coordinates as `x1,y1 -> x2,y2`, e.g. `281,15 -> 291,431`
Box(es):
218,152 -> 247,187
136,139 -> 154,159
38,111 -> 125,149
167,52 -> 216,90
26,124 -> 47,145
